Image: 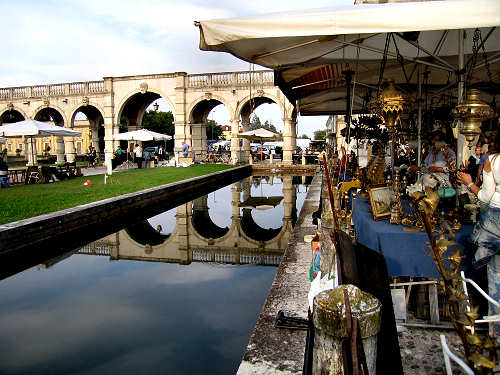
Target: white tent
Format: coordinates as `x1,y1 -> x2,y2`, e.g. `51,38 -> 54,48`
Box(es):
0,119 -> 82,164
114,129 -> 172,142
198,0 -> 500,166
239,128 -> 282,160
0,119 -> 82,137
198,0 -> 500,114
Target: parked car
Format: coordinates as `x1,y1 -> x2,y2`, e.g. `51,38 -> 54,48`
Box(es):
144,146 -> 159,155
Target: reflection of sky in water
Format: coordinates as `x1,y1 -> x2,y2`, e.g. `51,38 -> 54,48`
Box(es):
0,255 -> 277,375
148,176 -> 309,234
0,175 -> 311,374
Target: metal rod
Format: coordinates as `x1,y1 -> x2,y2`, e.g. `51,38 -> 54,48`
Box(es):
322,154 -> 339,231
417,66 -> 422,167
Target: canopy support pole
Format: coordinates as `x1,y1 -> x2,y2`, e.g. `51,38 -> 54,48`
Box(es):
417,66 -> 422,167
456,29 -> 465,203
456,29 -> 465,170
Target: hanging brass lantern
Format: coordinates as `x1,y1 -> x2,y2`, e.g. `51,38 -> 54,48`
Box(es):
368,79 -> 414,134
451,89 -> 496,148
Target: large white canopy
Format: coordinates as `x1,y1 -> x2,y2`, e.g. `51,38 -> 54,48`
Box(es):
0,119 -> 82,137
198,0 -> 500,114
238,128 -> 282,141
114,129 -> 172,142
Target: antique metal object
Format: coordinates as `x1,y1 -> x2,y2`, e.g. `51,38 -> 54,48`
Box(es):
451,89 -> 496,149
410,188 -> 497,372
368,79 -> 414,134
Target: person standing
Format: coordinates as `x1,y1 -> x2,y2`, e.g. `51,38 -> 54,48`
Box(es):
134,143 -> 143,168
158,146 -> 164,161
144,149 -> 151,168
457,130 -> 500,338
182,141 -> 189,158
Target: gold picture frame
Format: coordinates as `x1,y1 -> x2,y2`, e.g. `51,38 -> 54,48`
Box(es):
368,184 -> 393,221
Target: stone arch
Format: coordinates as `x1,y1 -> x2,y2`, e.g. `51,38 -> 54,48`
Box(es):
187,94 -> 234,124
70,104 -> 105,155
69,102 -> 105,126
33,105 -> 67,126
0,106 -> 27,123
114,88 -> 175,127
235,92 -> 288,122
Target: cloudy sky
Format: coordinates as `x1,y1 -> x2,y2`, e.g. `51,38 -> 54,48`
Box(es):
0,0 -> 353,136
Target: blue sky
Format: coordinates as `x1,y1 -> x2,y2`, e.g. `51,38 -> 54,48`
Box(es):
0,0 -> 353,136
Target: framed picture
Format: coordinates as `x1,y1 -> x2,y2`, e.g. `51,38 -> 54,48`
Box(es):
368,184 -> 393,221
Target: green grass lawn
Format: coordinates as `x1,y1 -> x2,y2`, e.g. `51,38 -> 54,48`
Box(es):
0,164 -> 233,224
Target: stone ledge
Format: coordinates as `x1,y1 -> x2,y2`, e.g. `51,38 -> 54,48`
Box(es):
237,173 -> 321,375
0,165 -> 251,254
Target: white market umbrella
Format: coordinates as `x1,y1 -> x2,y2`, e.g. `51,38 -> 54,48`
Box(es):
238,128 -> 282,160
114,129 -> 172,142
0,119 -> 82,164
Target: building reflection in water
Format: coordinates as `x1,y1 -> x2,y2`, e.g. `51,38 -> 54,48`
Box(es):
74,175 -> 306,268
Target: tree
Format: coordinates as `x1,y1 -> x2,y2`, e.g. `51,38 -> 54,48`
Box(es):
141,110 -> 175,151
301,134 -> 310,139
314,129 -> 327,140
141,110 -> 174,135
206,119 -> 223,140
340,115 -> 388,146
250,114 -> 278,133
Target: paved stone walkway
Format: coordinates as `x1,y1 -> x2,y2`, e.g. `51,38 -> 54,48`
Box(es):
398,325 -> 467,374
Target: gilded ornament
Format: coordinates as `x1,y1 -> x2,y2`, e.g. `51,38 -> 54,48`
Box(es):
451,89 -> 496,149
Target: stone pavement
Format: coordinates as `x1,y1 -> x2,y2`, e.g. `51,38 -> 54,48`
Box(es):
398,325 -> 467,374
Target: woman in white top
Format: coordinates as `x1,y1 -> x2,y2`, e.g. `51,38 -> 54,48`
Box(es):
457,130 -> 500,337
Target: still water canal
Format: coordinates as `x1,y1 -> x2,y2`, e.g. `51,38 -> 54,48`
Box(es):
0,175 -> 311,375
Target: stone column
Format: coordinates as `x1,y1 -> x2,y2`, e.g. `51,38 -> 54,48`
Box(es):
102,77 -> 115,166
91,126 -> 100,153
283,117 -> 297,165
64,137 -> 76,163
174,73 -> 188,159
313,285 -> 382,375
282,175 -> 296,235
56,136 -> 65,164
230,118 -> 241,164
241,120 -> 251,162
175,202 -> 192,264
26,139 -> 38,165
191,123 -> 206,161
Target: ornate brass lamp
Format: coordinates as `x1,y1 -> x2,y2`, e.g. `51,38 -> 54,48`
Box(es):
369,80 -> 414,171
368,79 -> 414,135
451,89 -> 496,149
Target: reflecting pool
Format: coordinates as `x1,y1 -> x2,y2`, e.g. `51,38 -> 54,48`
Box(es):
0,175 -> 311,375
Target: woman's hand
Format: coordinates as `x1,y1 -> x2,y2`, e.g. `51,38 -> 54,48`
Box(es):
457,171 -> 473,186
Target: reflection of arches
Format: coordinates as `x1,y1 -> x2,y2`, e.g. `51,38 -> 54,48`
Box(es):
191,196 -> 229,239
240,208 -> 282,242
0,108 -> 25,124
191,209 -> 229,239
125,220 -> 170,246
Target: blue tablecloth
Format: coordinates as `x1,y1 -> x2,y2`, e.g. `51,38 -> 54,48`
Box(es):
352,197 -> 474,278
